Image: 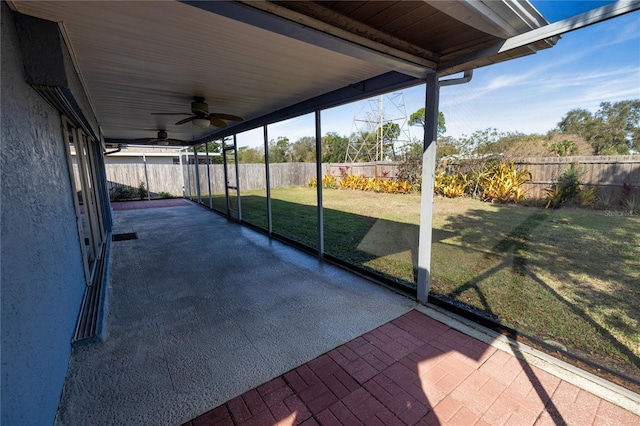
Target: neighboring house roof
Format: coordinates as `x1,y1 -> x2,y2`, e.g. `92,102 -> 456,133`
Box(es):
9,1 -> 634,147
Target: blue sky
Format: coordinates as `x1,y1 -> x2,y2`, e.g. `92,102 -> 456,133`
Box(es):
243,1 -> 640,146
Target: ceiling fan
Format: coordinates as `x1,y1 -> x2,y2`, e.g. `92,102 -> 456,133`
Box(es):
151,96 -> 244,128
135,130 -> 185,146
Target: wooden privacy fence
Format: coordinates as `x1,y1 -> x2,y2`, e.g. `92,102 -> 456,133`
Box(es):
512,155 -> 640,200
105,163 -> 184,196
189,163 -> 317,195
105,161 -> 397,196
105,162 -> 318,196
104,157 -> 639,201
323,162 -> 401,178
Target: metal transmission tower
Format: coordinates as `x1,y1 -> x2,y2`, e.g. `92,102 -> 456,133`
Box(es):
345,91 -> 412,163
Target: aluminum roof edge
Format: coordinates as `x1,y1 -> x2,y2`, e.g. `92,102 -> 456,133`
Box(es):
428,0 -> 549,39
439,0 -> 640,73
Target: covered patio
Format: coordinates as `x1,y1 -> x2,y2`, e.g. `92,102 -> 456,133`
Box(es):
2,1 -> 640,425
55,201 -> 639,425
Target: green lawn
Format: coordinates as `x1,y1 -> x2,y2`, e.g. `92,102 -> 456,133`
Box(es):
212,187 -> 640,381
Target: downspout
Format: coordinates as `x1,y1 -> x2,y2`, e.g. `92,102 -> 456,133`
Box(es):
143,152 -> 151,201
104,147 -> 121,156
416,69 -> 473,304
439,70 -> 473,87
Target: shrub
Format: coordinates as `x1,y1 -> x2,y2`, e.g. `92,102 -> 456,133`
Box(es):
339,174 -> 364,190
434,161 -> 531,203
159,191 -> 173,199
396,153 -> 422,187
480,161 -> 531,203
578,187 -> 597,207
545,185 -> 564,209
435,173 -> 468,198
623,196 -> 639,213
338,166 -> 351,177
545,163 -> 584,208
311,174 -> 412,194
597,191 -> 614,209
309,175 -> 339,189
138,181 -> 148,200
620,182 -> 635,206
322,175 -> 338,189
109,185 -> 136,201
557,164 -> 583,201
545,139 -> 579,156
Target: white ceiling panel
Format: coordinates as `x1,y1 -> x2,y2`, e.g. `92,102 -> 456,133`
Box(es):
13,1 -> 392,142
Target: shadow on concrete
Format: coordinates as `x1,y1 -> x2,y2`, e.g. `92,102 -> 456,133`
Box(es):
187,310 -> 570,425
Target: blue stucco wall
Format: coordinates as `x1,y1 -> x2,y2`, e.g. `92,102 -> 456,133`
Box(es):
1,3 -> 87,424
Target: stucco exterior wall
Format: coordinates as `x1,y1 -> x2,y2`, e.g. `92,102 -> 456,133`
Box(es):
1,3 -> 87,424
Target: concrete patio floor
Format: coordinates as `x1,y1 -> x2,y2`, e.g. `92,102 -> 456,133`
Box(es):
57,200 -> 639,425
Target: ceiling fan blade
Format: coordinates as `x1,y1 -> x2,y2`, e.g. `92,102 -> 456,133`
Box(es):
210,117 -> 228,128
192,106 -> 208,115
210,113 -> 244,121
175,116 -> 195,125
134,138 -> 155,142
150,112 -> 191,116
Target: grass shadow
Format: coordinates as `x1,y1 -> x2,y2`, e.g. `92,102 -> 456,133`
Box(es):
216,192 -> 639,385
441,206 -> 640,383
236,195 -> 454,285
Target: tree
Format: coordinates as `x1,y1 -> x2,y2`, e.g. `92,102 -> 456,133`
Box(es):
557,100 -> 640,154
290,136 -> 316,162
237,146 -> 264,163
592,100 -> 640,154
377,122 -> 401,160
268,136 -> 290,163
474,131 -> 535,156
545,139 -> 579,157
557,108 -> 593,136
409,108 -> 446,138
197,139 -> 223,163
345,131 -> 377,162
321,132 -> 349,163
435,136 -> 460,160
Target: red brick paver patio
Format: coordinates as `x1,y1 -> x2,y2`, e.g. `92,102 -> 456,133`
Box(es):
183,310 -> 639,426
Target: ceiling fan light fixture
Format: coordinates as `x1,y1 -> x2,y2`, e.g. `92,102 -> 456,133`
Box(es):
193,117 -> 210,128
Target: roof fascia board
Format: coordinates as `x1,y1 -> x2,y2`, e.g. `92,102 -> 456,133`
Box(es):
439,0 -> 640,72
500,0 -> 640,49
180,0 -> 434,78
